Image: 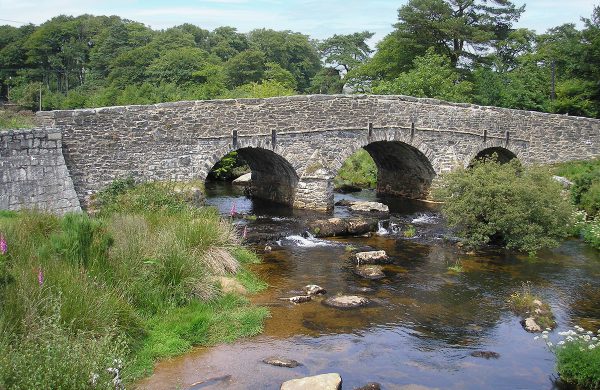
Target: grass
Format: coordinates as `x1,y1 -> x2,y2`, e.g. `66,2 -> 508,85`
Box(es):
403,224 -> 416,238
447,260 -> 464,273
508,281 -> 556,330
0,182 -> 269,387
0,109 -> 35,130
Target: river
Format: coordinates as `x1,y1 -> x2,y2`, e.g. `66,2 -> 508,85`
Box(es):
136,182 -> 600,390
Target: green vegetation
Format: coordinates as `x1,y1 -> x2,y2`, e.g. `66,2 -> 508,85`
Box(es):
2,3 -> 600,118
508,282 -> 556,330
0,109 -> 34,129
334,149 -> 377,190
552,326 -> 600,390
0,182 -> 268,388
552,158 -> 600,249
434,158 -> 575,254
403,224 -> 417,238
447,260 -> 464,273
207,151 -> 250,181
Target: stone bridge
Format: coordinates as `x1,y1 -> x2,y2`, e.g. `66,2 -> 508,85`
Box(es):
2,95 -> 600,213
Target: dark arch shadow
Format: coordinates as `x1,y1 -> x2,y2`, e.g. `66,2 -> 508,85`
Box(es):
471,147 -> 518,166
207,147 -> 299,206
362,141 -> 436,199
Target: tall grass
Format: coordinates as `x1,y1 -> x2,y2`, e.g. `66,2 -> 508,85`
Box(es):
0,182 -> 268,387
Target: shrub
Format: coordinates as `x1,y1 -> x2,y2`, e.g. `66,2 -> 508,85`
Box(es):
334,149 -> 377,190
434,158 -> 575,254
539,326 -> 600,389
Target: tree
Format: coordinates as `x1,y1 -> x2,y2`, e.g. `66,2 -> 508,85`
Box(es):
434,158 -> 574,255
224,50 -> 266,87
206,26 -> 249,61
319,31 -> 374,75
394,0 -> 524,68
309,68 -> 344,94
373,49 -> 472,102
146,47 -> 211,85
263,62 -> 297,90
248,29 -> 321,91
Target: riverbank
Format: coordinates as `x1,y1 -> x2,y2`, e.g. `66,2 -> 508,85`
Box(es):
0,182 -> 268,388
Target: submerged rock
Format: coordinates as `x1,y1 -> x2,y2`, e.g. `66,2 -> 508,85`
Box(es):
336,200 -> 389,214
470,351 -> 500,359
232,172 -> 252,185
280,373 -> 342,390
303,284 -> 327,295
323,295 -> 370,309
263,357 -> 301,368
354,265 -> 385,280
353,250 -> 390,265
279,295 -> 312,304
354,383 -> 382,390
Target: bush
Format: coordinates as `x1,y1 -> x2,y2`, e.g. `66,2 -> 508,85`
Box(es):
434,158 -> 575,254
542,326 -> 600,389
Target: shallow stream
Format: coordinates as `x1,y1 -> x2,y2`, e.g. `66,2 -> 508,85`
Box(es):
137,183 -> 600,389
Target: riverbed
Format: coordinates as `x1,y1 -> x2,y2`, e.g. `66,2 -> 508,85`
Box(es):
136,183 -> 600,389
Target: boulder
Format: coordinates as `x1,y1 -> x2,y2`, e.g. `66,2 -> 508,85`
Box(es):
308,217 -> 378,238
323,295 -> 370,309
303,285 -> 327,295
523,317 -> 542,332
280,373 -> 342,390
552,175 -> 574,189
349,201 -> 389,214
354,265 -> 385,280
263,357 -> 301,368
232,172 -> 252,185
353,250 -> 390,265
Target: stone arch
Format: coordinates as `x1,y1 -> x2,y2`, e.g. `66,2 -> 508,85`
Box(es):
465,140 -> 521,167
203,141 -> 299,206
332,129 -> 436,199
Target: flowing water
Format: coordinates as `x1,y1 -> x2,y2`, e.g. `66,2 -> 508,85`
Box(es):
137,182 -> 600,390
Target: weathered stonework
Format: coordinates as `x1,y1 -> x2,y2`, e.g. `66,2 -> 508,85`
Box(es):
4,94 -> 596,213
0,128 -> 81,214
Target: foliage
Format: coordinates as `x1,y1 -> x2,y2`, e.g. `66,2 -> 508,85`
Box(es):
543,326 -> 600,390
403,224 -> 417,238
207,151 -> 250,181
319,31 -> 374,74
225,80 -> 296,99
373,49 -> 473,102
553,158 -> 600,216
333,149 -> 377,190
0,109 -> 34,129
434,158 -> 575,254
581,216 -> 600,250
0,181 -> 268,387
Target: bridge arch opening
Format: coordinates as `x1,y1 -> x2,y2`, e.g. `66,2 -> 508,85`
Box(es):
335,141 -> 436,200
470,147 -> 518,166
206,147 -> 299,207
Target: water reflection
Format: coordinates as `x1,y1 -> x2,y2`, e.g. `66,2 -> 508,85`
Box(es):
137,184 -> 600,390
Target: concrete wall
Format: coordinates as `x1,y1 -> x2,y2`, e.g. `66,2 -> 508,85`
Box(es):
0,128 -> 81,214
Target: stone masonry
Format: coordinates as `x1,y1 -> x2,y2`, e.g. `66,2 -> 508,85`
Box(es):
0,128 -> 81,214
2,94 -> 597,213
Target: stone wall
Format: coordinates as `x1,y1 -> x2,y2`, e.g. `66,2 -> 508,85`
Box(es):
32,94 -> 600,211
0,128 -> 81,214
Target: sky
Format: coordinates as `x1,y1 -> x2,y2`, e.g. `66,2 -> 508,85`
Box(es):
0,0 -> 597,45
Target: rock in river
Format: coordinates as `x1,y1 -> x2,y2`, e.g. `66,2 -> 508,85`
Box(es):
280,373 -> 342,390
232,172 -> 252,185
354,265 -> 385,280
336,200 -> 389,214
470,351 -> 500,359
353,250 -> 390,264
523,317 -> 542,332
279,295 -> 312,304
323,295 -> 370,309
303,284 -> 327,295
308,217 -> 378,238
263,357 -> 301,368
354,383 -> 382,390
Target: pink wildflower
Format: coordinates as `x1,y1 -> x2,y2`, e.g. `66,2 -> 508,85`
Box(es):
229,201 -> 237,217
38,267 -> 44,286
0,234 -> 6,255
242,225 -> 247,239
